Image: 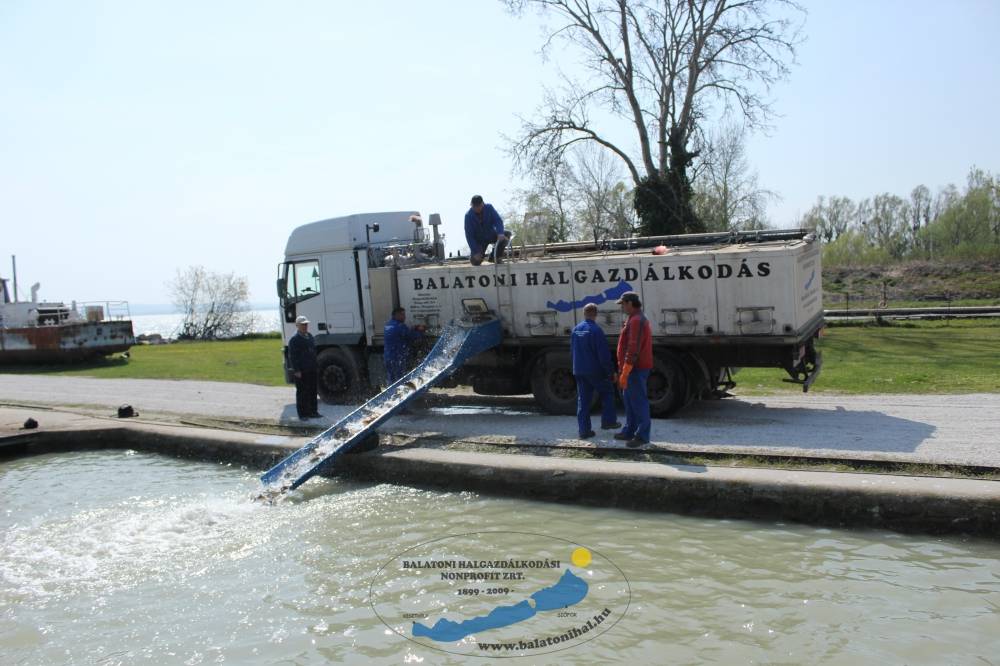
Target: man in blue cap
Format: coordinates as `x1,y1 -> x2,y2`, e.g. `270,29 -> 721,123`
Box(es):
570,303 -> 620,438
464,195 -> 510,265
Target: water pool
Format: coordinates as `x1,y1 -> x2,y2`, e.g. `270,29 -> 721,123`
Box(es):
2,450 -> 998,664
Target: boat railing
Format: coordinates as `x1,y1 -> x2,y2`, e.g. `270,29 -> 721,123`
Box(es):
74,300 -> 132,323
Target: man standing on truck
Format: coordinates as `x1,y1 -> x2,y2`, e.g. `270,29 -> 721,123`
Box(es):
288,315 -> 321,420
614,292 -> 653,446
571,303 -> 620,439
383,307 -> 426,384
464,195 -> 510,265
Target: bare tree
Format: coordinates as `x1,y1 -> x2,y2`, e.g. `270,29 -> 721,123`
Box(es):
507,157 -> 578,244
932,184 -> 960,223
799,196 -> 826,239
537,158 -> 577,242
989,185 -> 1000,247
824,196 -> 855,241
168,266 -> 256,340
506,196 -> 564,245
864,194 -> 910,258
692,122 -> 774,231
572,145 -> 624,240
511,145 -> 637,244
506,0 -> 802,235
965,167 -> 1000,246
606,181 -> 640,237
909,184 -> 931,254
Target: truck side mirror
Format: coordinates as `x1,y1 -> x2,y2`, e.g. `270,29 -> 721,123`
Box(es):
276,278 -> 286,299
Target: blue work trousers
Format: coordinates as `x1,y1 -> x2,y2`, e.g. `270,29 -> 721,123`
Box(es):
575,374 -> 618,436
385,358 -> 407,385
622,368 -> 651,441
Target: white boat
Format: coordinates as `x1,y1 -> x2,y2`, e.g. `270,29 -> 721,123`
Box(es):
0,275 -> 135,362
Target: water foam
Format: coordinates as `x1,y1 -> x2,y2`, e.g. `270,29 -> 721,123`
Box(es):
1,491 -> 272,599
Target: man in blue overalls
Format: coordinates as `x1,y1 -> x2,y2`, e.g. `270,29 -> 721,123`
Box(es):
464,194 -> 510,265
570,303 -> 621,438
383,307 -> 425,384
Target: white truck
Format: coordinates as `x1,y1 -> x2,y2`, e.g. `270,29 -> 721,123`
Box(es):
277,211 -> 823,416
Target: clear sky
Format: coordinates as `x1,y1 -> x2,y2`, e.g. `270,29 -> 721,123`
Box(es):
2,0 -> 998,307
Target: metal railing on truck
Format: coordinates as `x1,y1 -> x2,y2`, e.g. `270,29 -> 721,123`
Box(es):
442,228 -> 813,262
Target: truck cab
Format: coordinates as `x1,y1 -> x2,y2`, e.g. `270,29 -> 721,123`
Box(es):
277,211 -> 441,402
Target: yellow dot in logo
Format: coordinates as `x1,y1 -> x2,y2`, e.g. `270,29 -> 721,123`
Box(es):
571,547 -> 592,568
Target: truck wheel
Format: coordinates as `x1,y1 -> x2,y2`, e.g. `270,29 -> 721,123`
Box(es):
648,353 -> 688,417
530,355 -> 579,415
317,347 -> 367,404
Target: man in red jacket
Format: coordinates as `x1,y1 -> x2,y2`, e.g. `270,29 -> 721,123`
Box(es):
614,292 -> 653,446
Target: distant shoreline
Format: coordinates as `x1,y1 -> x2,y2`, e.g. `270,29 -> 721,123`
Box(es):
128,303 -> 276,316
130,308 -> 280,338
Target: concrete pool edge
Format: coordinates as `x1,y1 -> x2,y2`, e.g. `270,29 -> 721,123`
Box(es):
2,413 -> 999,537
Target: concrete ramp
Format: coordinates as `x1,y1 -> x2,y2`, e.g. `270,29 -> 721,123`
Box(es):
256,317 -> 502,499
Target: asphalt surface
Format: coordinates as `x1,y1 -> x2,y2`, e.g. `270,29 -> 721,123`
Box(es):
1,374 -> 998,467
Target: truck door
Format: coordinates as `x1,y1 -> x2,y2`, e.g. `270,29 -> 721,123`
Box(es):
279,259 -> 327,339
321,251 -> 362,336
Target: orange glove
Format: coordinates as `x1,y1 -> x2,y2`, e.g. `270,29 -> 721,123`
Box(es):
617,362 -> 633,391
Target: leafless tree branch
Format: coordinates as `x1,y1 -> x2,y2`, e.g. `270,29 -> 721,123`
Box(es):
506,0 -> 803,190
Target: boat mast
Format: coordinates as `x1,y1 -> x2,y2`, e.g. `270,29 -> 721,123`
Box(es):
10,255 -> 17,303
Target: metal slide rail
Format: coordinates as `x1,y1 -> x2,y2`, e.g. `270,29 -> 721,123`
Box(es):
824,305 -> 1000,321
258,317 -> 502,496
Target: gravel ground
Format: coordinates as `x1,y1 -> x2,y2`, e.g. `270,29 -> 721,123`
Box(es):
1,374 -> 998,467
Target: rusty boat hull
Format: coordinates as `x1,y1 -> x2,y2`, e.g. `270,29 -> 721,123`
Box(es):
0,320 -> 135,363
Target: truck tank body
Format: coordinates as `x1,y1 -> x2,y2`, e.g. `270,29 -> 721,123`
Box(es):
396,238 -> 823,346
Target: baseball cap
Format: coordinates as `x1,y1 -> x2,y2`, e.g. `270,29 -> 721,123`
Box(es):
295,315 -> 310,324
615,291 -> 641,306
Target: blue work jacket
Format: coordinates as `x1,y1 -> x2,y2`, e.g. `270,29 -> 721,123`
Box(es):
570,319 -> 613,377
464,204 -> 505,255
383,318 -> 423,369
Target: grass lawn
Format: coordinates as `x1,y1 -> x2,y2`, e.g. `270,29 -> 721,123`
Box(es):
735,319 -> 1000,394
0,338 -> 288,386
2,320 -> 999,395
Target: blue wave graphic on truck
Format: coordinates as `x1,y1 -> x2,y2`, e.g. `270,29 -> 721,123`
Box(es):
546,280 -> 633,313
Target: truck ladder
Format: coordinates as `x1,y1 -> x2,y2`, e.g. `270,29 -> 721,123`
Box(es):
256,317 -> 502,499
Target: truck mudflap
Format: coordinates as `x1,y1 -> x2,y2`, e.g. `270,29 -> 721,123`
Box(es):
781,340 -> 822,393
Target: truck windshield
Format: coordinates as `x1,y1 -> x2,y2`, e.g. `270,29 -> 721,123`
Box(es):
283,260 -> 321,305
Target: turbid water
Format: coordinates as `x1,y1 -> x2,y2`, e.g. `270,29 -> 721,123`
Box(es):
2,450 -> 999,665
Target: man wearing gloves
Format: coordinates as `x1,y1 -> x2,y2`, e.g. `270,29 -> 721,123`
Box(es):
383,307 -> 426,384
570,303 -> 621,439
614,292 -> 653,446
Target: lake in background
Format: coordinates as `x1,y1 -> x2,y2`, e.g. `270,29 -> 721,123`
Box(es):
128,308 -> 282,338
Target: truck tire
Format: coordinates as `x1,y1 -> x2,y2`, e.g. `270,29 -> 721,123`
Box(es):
648,352 -> 688,417
317,346 -> 367,404
529,354 -> 579,415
